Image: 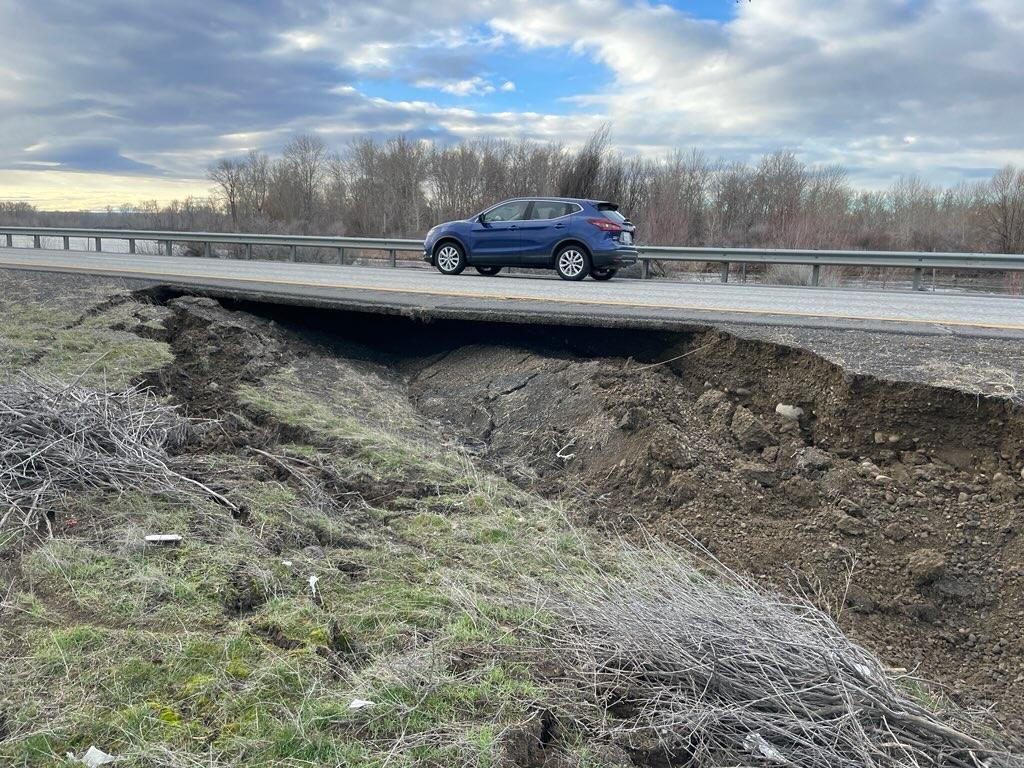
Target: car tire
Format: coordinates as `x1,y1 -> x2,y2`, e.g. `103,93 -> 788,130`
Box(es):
555,245 -> 591,281
434,242 -> 467,275
591,268 -> 617,281
475,266 -> 502,276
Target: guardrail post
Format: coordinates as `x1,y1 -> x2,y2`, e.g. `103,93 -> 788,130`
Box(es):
33,235 -> 41,249
245,243 -> 252,260
912,267 -> 922,291
129,238 -> 136,255
810,264 -> 820,287
640,259 -> 649,279
338,247 -> 345,265
389,249 -> 396,268
204,241 -> 211,259
720,262 -> 729,283
63,236 -> 70,250
289,245 -> 296,262
95,237 -> 102,252
164,240 -> 172,257
5,233 -> 13,248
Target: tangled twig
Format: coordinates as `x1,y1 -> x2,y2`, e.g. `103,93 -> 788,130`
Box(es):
507,539 -> 1020,767
0,370 -> 233,533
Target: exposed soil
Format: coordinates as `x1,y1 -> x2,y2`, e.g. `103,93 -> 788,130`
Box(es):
120,289 -> 1024,733
404,330 -> 1024,732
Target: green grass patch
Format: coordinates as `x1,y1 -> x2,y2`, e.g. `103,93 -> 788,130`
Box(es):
0,291 -> 171,388
0,287 -> 581,766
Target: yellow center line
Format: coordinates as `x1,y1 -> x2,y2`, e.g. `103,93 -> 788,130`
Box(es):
2,257 -> 1024,332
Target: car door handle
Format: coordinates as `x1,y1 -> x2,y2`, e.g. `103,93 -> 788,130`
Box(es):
553,223 -> 566,229
509,224 -> 518,230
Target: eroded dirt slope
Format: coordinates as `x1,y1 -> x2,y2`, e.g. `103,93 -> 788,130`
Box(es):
110,289 -> 1024,728
408,328 -> 1024,725
145,292 -> 1024,727
4,268 -> 1022,763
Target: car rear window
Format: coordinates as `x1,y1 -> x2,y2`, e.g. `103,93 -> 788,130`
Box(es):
531,201 -> 577,220
597,203 -> 626,224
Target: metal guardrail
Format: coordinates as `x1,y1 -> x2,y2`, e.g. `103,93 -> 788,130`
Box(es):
2,226 -> 1023,290
637,245 -> 1024,288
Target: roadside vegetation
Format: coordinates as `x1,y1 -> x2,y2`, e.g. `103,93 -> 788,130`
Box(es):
0,275 -> 1020,766
2,128 -> 1023,263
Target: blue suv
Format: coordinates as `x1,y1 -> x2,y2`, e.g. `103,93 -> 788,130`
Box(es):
423,197 -> 638,281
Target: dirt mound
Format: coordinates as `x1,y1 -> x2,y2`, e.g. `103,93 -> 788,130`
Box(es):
409,330 -> 1024,728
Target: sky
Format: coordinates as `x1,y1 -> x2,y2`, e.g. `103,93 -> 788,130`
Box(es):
1,0 -> 1023,209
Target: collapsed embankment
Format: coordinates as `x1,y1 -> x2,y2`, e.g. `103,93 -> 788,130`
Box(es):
5,269 -> 1024,767
126,290 -> 1024,730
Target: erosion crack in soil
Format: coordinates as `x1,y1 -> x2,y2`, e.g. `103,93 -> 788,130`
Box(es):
141,293 -> 1024,731
2,273 -> 1022,766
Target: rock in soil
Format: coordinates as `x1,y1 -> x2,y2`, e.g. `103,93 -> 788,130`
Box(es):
907,549 -> 947,586
730,406 -> 777,452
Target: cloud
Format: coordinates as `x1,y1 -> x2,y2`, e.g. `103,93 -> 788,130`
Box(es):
1,0 -> 1023,200
489,0 -> 1024,184
0,0 -> 558,186
415,76 -> 497,96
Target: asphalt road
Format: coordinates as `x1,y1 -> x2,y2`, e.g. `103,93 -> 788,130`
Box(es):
1,247 -> 1022,338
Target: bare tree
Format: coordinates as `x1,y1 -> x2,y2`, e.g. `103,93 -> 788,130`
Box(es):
557,125 -> 612,199
979,165 -> 1024,253
9,131 -> 1024,261
282,134 -> 329,222
238,150 -> 270,225
207,158 -> 245,227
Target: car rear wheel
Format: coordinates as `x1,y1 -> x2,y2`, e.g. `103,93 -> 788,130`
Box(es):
435,243 -> 466,275
475,266 -> 502,276
555,246 -> 591,281
591,267 -> 617,281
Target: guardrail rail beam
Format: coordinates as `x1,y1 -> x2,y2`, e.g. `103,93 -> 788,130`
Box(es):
2,226 -> 1022,290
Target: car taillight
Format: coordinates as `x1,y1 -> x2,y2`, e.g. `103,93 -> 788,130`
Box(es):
587,217 -> 623,233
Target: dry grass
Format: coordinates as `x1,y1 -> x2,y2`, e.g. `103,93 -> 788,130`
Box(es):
476,538 -> 1021,768
913,360 -> 1023,404
0,369 -> 231,535
765,263 -> 846,287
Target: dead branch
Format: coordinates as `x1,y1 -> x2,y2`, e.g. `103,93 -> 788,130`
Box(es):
0,369 -> 233,534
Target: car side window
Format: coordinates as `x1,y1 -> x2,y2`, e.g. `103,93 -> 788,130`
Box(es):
530,201 -> 575,220
481,201 -> 529,223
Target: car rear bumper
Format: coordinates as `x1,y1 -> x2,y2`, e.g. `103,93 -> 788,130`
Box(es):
592,247 -> 639,269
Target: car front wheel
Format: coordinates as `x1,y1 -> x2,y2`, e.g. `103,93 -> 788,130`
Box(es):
591,267 -> 617,281
475,266 -> 502,276
435,243 -> 466,275
555,246 -> 591,281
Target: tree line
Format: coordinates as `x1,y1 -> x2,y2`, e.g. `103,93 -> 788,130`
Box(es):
3,128 -> 1023,255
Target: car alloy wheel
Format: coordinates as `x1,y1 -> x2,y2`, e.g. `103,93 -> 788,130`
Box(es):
556,247 -> 590,281
435,244 -> 465,275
